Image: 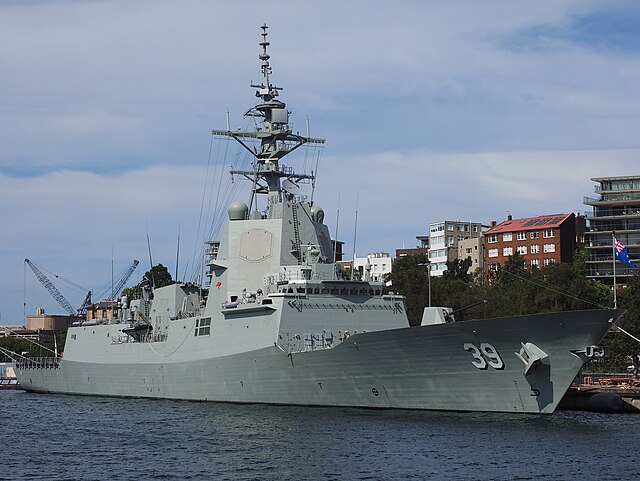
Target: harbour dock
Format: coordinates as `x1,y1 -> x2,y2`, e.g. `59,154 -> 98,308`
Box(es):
559,375 -> 640,413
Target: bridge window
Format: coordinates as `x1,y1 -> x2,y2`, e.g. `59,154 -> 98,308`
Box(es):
195,318 -> 211,337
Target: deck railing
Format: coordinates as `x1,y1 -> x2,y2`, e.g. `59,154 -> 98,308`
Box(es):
16,357 -> 61,370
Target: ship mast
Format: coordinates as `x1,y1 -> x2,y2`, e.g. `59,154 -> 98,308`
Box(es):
212,23 -> 324,213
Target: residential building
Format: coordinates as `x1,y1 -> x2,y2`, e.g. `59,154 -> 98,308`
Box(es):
87,300 -> 117,321
26,307 -> 76,331
483,213 -> 584,274
584,176 -> 640,286
331,239 -> 345,262
396,235 -> 429,258
457,235 -> 484,275
428,220 -> 484,276
0,308 -> 61,349
0,327 -> 55,347
352,252 -> 393,282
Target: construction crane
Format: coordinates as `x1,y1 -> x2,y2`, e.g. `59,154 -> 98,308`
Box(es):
109,260 -> 140,300
25,258 -> 80,317
78,290 -> 93,317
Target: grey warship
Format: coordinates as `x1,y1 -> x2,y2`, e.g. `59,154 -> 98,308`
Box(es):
17,25 -> 621,414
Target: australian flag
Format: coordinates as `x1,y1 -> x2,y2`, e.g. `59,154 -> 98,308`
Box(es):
614,237 -> 637,268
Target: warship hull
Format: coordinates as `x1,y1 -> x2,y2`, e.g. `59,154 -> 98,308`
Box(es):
17,309 -> 617,414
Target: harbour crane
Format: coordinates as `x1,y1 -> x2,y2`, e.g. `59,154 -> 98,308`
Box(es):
24,258 -> 84,317
109,260 -> 140,300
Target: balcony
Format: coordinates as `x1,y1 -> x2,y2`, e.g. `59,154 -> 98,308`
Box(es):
583,194 -> 640,206
586,254 -> 614,262
585,238 -> 640,248
587,267 -> 636,277
587,210 -> 640,220
594,181 -> 640,193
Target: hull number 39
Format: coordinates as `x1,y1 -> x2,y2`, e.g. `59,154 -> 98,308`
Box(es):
463,343 -> 504,370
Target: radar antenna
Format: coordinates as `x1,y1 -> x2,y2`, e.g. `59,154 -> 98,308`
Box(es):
212,24 -> 324,212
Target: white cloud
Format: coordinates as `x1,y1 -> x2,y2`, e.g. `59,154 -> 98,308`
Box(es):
316,148 -> 640,253
2,0 -> 640,322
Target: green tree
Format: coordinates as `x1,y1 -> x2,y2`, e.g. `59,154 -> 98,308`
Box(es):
442,257 -> 472,283
0,335 -> 56,360
601,270 -> 640,370
121,263 -> 174,300
143,264 -> 174,288
385,253 -> 430,325
339,266 -> 361,281
430,275 -> 481,321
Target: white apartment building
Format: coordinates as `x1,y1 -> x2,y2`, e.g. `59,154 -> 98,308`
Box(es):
428,220 -> 484,276
352,252 -> 392,282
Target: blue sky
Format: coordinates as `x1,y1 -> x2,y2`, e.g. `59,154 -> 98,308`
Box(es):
2,0 -> 640,324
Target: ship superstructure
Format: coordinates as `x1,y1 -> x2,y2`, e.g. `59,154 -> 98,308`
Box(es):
16,25 -> 621,414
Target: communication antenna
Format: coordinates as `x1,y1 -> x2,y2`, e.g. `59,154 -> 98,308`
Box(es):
350,193 -> 359,281
310,150 -> 320,204
146,222 -> 155,288
175,224 -> 181,283
332,192 -> 341,280
111,245 -> 114,300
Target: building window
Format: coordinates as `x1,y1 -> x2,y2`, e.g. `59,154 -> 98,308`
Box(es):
517,245 -> 527,255
503,247 -> 513,257
531,244 -> 540,254
447,224 -> 454,231
544,258 -> 555,266
488,248 -> 498,258
466,248 -> 472,254
530,231 -> 540,239
543,229 -> 555,238
473,225 -> 479,233
531,259 -> 540,268
503,233 -> 513,242
447,236 -> 454,246
488,234 -> 498,243
517,232 -> 526,240
489,262 -> 498,272
431,235 -> 444,247
543,243 -> 556,253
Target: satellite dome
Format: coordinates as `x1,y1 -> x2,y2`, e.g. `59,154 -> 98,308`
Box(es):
228,202 -> 249,221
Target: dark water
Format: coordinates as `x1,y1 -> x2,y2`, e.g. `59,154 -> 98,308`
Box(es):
1,390 -> 639,481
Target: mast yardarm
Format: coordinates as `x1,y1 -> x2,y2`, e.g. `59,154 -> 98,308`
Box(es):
212,24 -> 324,212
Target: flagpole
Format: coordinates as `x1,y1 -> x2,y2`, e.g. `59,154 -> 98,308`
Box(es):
613,232 -> 617,309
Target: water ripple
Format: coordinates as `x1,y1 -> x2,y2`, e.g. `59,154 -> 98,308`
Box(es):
1,391 -> 639,481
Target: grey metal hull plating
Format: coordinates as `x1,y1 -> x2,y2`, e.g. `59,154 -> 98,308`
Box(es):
17,309 -> 617,414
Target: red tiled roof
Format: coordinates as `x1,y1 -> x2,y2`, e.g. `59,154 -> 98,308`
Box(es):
485,213 -> 572,234
93,300 -> 117,308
